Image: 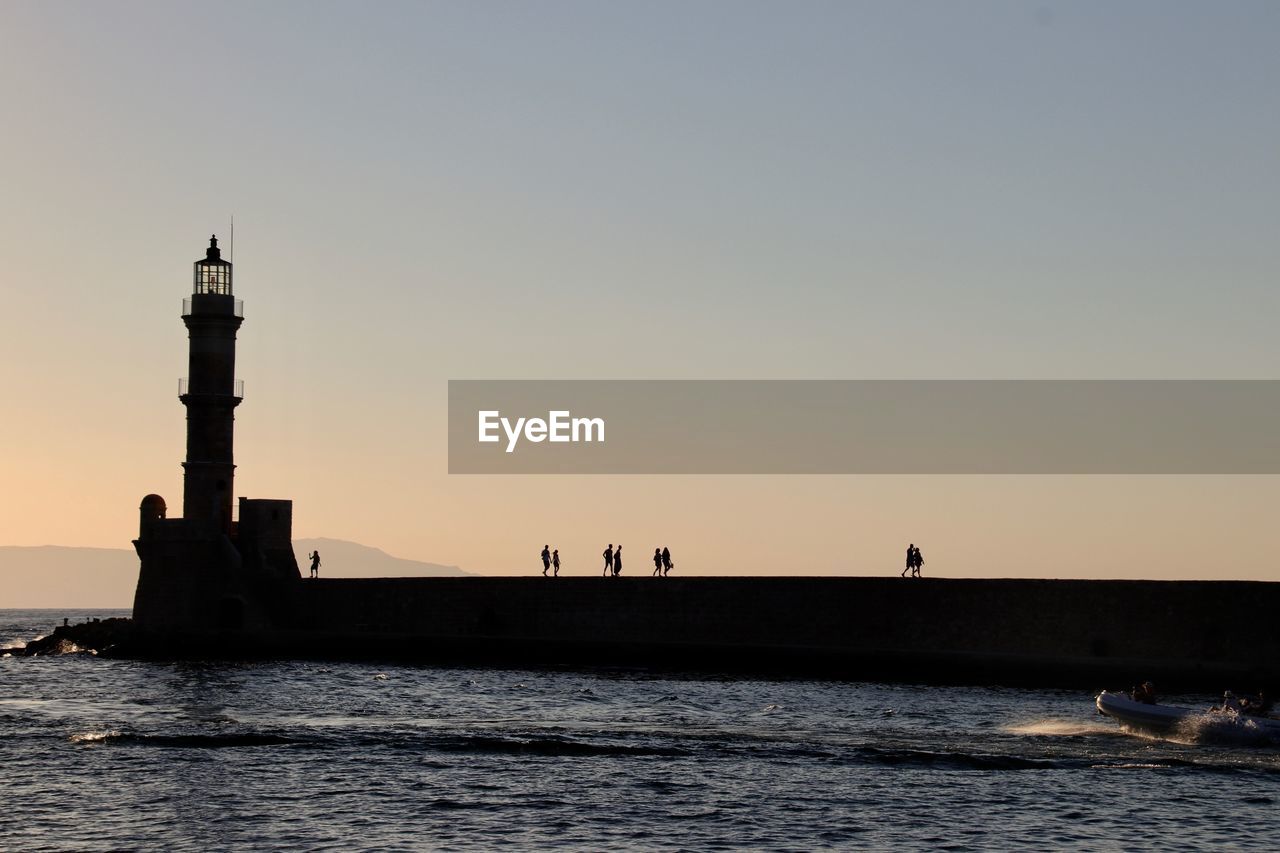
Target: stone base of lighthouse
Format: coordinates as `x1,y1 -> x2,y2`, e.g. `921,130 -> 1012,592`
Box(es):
132,496 -> 300,639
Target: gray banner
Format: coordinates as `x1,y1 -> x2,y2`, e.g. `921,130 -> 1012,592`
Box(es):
447,380 -> 1280,474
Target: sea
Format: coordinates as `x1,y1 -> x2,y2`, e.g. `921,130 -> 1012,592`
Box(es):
3,609 -> 1278,851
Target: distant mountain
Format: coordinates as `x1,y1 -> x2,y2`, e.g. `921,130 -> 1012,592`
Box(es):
0,539 -> 470,608
292,538 -> 469,579
0,546 -> 139,609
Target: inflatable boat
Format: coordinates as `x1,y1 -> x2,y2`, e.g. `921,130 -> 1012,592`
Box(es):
1096,691 -> 1196,733
1096,690 -> 1280,736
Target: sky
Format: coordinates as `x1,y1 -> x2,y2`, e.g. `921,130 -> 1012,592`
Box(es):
2,1 -> 1278,580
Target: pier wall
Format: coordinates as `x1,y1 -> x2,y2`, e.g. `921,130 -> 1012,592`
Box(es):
242,577 -> 1280,688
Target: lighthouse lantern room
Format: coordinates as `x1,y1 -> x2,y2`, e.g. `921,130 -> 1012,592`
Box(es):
194,235 -> 232,294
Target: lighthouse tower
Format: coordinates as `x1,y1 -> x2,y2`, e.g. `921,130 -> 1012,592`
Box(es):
180,236 -> 243,531
133,235 -> 298,640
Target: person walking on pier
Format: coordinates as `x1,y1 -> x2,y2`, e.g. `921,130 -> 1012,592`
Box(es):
552,549 -> 561,577
662,546 -> 672,576
902,544 -> 914,578
613,545 -> 623,576
541,545 -> 552,576
309,550 -> 321,579
653,548 -> 664,576
911,545 -> 924,578
603,544 -> 614,577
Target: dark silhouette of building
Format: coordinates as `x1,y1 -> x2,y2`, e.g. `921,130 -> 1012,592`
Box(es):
132,237 -> 299,637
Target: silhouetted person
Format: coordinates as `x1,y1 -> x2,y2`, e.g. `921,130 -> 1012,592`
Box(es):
1238,690 -> 1272,716
603,544 -> 614,577
662,547 -> 672,576
613,545 -> 623,576
541,545 -> 551,576
309,550 -> 321,579
911,546 -> 924,578
903,544 -> 914,578
653,548 -> 663,576
552,549 -> 561,577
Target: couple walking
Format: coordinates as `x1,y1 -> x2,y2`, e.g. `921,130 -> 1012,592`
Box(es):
540,545 -> 561,576
602,544 -> 675,576
902,544 -> 924,578
602,544 -> 622,576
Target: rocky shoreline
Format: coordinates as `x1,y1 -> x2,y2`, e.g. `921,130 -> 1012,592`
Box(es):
7,617 -> 135,657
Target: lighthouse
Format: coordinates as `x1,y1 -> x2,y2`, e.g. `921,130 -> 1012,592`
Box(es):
180,235 -> 243,531
132,235 -> 298,638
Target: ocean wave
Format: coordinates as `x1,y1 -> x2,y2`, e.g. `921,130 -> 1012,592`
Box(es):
432,733 -> 691,758
423,798 -> 488,810
1091,755 -> 1280,776
67,726 -> 693,758
850,745 -> 1063,771
69,730 -> 123,744
69,730 -> 308,748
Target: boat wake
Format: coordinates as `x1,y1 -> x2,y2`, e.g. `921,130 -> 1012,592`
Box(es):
1006,719 -> 1115,738
1169,713 -> 1280,748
